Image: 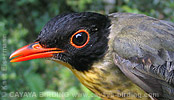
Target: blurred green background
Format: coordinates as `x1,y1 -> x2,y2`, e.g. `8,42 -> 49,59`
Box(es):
0,0 -> 174,100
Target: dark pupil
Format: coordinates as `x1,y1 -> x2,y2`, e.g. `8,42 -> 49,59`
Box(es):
72,32 -> 87,46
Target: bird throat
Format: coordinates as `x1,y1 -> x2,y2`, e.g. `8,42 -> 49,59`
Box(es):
67,51 -> 150,100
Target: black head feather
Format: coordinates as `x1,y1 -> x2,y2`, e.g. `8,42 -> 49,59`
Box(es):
36,12 -> 111,72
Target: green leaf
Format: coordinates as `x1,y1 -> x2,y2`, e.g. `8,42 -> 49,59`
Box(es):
40,90 -> 61,100
21,97 -> 38,100
24,73 -> 45,96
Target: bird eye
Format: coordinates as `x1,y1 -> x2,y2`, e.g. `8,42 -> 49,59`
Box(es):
70,30 -> 90,48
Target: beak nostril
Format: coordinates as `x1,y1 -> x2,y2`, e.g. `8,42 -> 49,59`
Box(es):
32,44 -> 42,49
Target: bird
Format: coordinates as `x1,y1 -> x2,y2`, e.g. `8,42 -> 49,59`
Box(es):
9,12 -> 174,100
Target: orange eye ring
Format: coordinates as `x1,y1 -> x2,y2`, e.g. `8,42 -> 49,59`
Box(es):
70,29 -> 90,48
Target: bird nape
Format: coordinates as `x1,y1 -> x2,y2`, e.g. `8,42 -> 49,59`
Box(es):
10,12 -> 174,100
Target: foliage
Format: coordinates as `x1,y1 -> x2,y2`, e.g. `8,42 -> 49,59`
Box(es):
0,0 -> 174,100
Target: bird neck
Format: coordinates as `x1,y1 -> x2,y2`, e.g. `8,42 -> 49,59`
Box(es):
68,46 -> 149,100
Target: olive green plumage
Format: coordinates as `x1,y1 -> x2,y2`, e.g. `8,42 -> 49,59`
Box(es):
110,13 -> 174,100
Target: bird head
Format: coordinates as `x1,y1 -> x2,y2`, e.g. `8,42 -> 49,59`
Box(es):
10,12 -> 111,72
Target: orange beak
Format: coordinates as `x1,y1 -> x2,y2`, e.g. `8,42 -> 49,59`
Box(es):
9,42 -> 64,62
